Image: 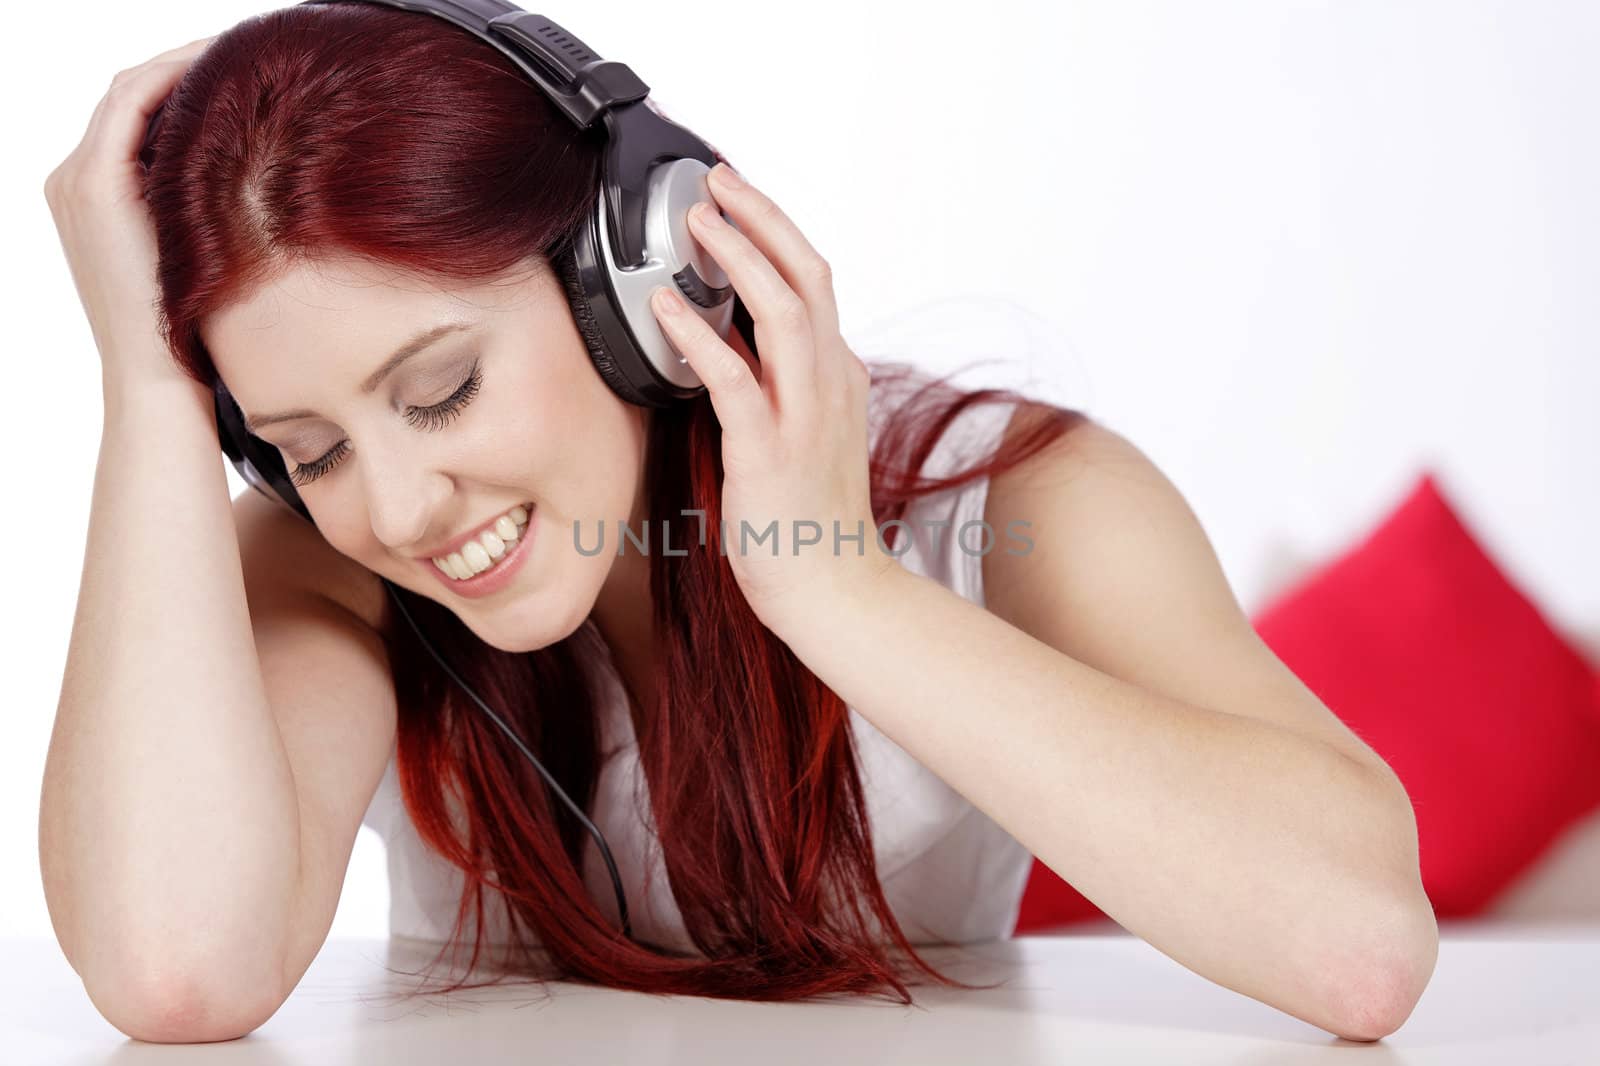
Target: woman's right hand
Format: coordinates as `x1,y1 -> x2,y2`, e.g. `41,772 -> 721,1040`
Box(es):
44,36 -> 216,392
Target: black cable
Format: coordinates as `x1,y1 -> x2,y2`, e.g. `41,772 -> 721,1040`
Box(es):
380,578 -> 633,940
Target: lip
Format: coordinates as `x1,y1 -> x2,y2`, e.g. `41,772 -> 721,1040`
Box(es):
414,502 -> 535,562
422,505 -> 538,599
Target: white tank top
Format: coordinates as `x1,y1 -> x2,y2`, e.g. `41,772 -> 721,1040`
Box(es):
360,368 -> 1031,951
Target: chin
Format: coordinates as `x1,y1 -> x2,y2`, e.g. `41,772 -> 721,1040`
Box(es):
462,596 -> 587,655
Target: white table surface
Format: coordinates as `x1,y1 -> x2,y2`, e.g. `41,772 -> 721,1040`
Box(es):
4,925 -> 1596,1064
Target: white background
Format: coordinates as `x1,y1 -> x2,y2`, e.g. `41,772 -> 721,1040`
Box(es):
4,0 -> 1595,943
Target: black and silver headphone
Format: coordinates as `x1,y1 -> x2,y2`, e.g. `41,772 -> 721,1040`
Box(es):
208,0 -> 754,523
146,0 -> 766,941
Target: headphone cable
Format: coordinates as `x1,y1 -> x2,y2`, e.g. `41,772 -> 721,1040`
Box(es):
380,578 -> 633,941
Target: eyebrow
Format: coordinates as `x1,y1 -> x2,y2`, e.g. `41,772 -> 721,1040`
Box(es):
242,321 -> 474,434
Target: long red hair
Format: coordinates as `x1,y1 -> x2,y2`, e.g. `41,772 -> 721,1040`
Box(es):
144,3 -> 1086,1001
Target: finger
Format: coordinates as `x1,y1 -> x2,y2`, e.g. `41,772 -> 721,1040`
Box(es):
703,163 -> 841,341
86,41 -> 214,166
89,36 -> 214,132
650,286 -> 773,448
686,197 -> 819,416
146,35 -> 217,65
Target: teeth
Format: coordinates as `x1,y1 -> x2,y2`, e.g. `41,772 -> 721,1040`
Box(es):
461,541 -> 492,572
432,504 -> 531,580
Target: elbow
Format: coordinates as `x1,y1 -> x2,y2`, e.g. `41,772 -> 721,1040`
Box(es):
1323,889 -> 1440,1042
84,960 -> 287,1044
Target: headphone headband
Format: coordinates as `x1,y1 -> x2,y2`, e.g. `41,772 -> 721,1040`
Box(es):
303,0 -> 648,128
299,0 -> 721,274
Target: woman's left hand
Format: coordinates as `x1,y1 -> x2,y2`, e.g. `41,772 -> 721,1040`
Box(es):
648,162 -> 900,631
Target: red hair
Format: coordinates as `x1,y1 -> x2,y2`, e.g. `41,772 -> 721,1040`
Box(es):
144,3 -> 1087,1001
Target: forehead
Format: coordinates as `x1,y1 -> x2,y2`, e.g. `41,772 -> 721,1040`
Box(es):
202,254 -> 544,388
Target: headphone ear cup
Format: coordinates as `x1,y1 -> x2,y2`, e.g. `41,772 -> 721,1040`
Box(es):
551,242 -> 654,407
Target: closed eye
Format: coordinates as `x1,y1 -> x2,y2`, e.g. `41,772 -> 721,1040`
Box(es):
286,359 -> 484,487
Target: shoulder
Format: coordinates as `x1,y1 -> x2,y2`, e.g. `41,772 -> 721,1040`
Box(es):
981,405 -> 1244,667
982,401 -> 1148,552
232,489 -> 390,635
978,405 -> 1402,781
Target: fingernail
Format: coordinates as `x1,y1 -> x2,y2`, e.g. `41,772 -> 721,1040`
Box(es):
711,162 -> 745,189
693,201 -> 728,228
653,287 -> 685,315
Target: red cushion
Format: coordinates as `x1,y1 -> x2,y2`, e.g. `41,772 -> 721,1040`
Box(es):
1251,472 -> 1600,915
1015,859 -> 1107,932
1013,471 -> 1600,931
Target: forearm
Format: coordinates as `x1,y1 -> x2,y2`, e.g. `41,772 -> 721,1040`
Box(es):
41,365 -> 298,1006
773,565 -> 1434,1035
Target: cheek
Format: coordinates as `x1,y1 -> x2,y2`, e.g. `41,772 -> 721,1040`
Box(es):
497,391 -> 625,493
493,343 -> 647,513
553,408 -> 642,511
316,521 -> 378,571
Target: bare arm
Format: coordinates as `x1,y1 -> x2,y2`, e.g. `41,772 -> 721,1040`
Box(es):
41,375 -> 302,1029
41,372 -> 400,1043
758,415 -> 1437,1041
41,37 -> 400,1043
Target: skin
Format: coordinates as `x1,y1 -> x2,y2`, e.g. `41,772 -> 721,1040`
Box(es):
202,251 -> 717,717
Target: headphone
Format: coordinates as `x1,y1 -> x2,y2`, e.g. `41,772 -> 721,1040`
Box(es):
144,0 -> 765,941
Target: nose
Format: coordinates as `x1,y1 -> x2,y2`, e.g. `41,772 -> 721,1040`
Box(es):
358,440 -> 451,553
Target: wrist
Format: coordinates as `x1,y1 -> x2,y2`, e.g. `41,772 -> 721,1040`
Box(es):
102,368 -> 215,436
102,361 -> 208,407
753,548 -> 909,638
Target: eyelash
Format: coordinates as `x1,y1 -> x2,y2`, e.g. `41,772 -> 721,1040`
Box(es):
287,361 -> 484,487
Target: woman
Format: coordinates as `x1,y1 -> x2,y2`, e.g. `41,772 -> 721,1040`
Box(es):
40,2 -> 1437,1045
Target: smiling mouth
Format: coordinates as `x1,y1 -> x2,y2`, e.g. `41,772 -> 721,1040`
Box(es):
428,502 -> 533,580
